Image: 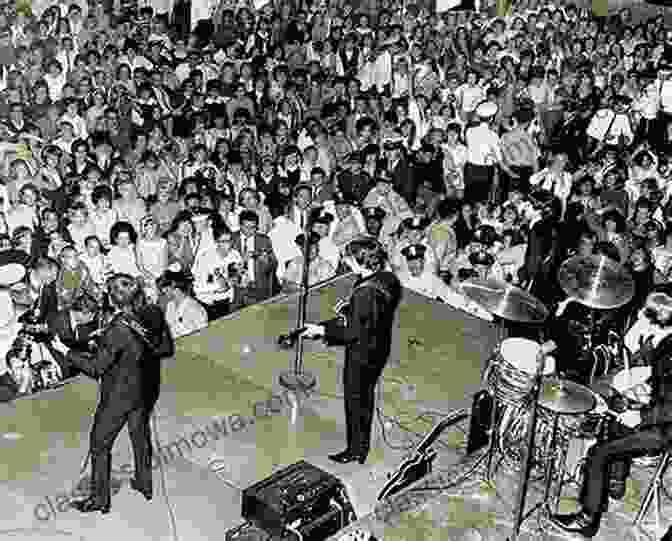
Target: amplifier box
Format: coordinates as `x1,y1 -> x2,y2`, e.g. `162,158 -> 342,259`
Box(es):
242,461 -> 355,539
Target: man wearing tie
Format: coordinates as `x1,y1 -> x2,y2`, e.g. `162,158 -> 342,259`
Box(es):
231,210 -> 279,307
289,183 -> 313,232
45,292 -> 102,378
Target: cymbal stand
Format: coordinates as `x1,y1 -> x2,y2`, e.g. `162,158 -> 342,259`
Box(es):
507,344 -> 548,541
482,316 -> 508,482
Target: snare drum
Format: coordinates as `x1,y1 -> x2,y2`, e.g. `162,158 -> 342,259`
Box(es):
486,338 -> 554,406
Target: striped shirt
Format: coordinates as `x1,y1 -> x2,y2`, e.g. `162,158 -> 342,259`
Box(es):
500,128 -> 539,168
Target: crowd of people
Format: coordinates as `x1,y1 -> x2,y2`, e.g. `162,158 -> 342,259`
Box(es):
0,0 -> 669,361
3,0 -> 672,533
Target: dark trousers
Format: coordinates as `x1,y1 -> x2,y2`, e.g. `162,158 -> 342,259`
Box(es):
343,357 -> 385,455
581,426 -> 667,516
500,165 -> 533,197
89,401 -> 154,507
464,163 -> 495,204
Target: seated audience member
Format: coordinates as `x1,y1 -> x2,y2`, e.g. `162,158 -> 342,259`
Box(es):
283,232 -> 336,291
22,257 -> 60,323
159,270 -> 208,338
232,210 -> 279,307
329,192 -> 366,250
107,221 -> 142,278
67,203 -> 96,254
192,224 -> 243,320
55,245 -> 96,311
46,292 -> 101,377
136,215 -> 168,301
80,236 -> 110,289
310,207 -> 340,270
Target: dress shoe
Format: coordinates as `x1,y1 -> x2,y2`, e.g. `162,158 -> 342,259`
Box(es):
549,511 -> 599,538
328,450 -> 367,464
130,479 -> 152,501
69,497 -> 110,515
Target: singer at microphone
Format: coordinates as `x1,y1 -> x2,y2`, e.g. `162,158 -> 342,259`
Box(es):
299,237 -> 401,465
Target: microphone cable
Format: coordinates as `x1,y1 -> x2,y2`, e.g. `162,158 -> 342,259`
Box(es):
149,403 -> 180,541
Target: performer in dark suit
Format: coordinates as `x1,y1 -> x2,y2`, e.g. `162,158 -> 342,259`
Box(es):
301,237 -> 402,464
51,274 -> 174,514
231,210 -> 280,307
550,284 -> 672,538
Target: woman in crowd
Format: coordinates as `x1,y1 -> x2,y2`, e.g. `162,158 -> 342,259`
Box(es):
159,269 -> 207,338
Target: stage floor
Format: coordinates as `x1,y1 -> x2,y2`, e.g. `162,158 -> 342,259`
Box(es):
0,275 -> 669,541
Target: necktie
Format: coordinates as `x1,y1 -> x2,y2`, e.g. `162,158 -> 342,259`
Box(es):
300,211 -> 305,230
247,236 -> 255,281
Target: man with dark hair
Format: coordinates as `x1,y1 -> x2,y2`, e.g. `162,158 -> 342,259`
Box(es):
51,274 -> 173,514
231,210 -> 279,306
301,237 -> 402,464
550,284 -> 672,539
44,293 -> 102,378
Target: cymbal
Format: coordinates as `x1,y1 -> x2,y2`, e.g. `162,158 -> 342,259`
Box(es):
460,278 -> 549,323
539,380 -> 596,415
557,255 -> 634,310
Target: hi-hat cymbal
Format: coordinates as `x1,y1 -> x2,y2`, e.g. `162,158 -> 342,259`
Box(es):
539,380 -> 596,415
557,255 -> 634,310
460,278 -> 549,323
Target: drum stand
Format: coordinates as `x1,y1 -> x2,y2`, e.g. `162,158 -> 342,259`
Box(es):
481,318 -> 509,483
507,346 -> 548,541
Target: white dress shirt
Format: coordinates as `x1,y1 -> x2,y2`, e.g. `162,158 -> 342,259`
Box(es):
165,296 -> 208,338
283,255 -> 336,287
192,247 -> 242,304
465,124 -> 501,166
269,217 -> 303,278
586,109 -> 633,145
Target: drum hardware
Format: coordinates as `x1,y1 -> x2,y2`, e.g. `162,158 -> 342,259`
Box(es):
557,255 -> 635,312
481,338 -> 555,482
461,278 -> 550,325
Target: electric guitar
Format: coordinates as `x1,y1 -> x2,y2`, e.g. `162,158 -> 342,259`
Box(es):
377,409 -> 469,501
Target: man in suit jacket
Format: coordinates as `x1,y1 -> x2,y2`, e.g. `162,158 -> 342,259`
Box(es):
51,274 -> 174,514
301,237 -> 402,464
45,293 -> 101,378
19,257 -> 59,324
232,210 -> 280,307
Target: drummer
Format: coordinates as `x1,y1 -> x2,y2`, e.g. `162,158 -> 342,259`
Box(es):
552,251 -> 632,385
549,283 -> 672,538
624,285 -> 672,365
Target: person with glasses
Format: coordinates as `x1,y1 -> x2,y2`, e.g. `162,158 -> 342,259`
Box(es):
192,223 -> 242,320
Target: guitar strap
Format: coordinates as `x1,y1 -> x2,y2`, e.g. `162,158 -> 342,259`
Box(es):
114,313 -> 154,350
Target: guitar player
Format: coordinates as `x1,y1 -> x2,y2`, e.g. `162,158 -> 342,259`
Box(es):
301,237 -> 402,465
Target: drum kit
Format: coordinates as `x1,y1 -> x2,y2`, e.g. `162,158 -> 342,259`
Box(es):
461,255 -> 641,538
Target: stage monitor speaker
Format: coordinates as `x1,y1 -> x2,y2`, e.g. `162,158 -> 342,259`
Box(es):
242,461 -> 356,540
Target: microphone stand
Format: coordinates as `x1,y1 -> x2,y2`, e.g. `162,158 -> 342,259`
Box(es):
279,216 -> 317,394
508,344 -> 551,541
